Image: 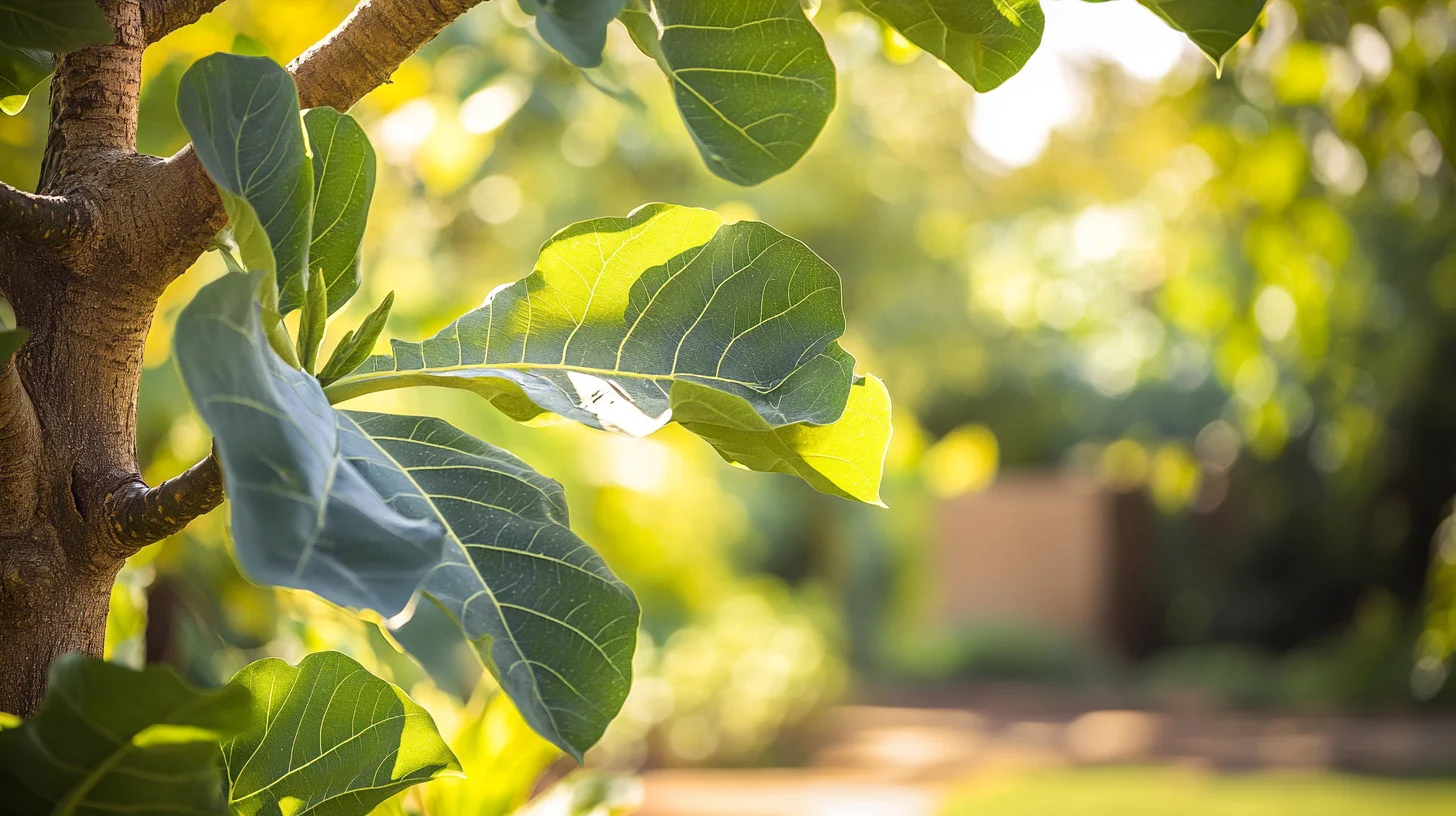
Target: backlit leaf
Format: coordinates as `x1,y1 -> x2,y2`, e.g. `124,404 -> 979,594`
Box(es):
0,46 -> 48,115
345,411 -> 640,760
324,204 -> 891,502
174,271 -> 446,617
223,651 -> 459,816
0,654 -> 249,816
303,106 -> 375,316
1136,0 -> 1266,67
0,0 -> 112,52
675,370 -> 893,505
635,0 -> 836,186
862,0 -> 1044,92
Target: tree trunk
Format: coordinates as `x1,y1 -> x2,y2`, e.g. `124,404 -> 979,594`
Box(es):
0,226 -> 169,715
0,0 -> 485,717
0,567 -> 116,716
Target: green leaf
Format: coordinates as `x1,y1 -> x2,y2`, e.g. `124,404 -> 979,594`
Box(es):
675,370 -> 893,505
318,291 -> 395,387
174,271 -> 446,617
177,53 -> 314,313
862,0 -> 1044,92
636,0 -> 836,186
520,0 -> 627,69
223,651 -> 460,816
0,0 -> 113,52
0,653 -> 250,815
303,106 -> 376,316
346,411 -> 640,760
324,204 -> 890,502
0,327 -> 28,365
1136,0 -> 1265,67
0,46 -> 49,115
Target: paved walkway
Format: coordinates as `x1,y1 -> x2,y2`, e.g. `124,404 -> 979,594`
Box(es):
635,705 -> 1456,816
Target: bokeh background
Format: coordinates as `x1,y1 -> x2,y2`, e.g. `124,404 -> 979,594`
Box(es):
6,0 -> 1456,813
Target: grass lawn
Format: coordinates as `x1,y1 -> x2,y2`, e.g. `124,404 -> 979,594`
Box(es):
943,767 -> 1456,815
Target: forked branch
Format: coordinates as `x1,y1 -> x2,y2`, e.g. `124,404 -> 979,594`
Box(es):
0,182 -> 91,248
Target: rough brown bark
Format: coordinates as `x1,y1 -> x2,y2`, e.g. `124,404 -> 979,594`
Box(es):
0,0 -> 489,717
141,0 -> 226,43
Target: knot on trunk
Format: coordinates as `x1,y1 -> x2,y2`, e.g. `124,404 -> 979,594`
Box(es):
0,536 -> 64,627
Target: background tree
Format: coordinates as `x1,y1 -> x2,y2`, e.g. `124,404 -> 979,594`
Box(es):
0,0 -> 1287,811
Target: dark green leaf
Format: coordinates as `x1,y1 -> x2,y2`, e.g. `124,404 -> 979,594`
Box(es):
639,0 -> 836,186
303,106 -> 375,316
862,0 -> 1044,92
0,327 -> 28,365
0,45 -> 49,115
325,204 -> 891,503
223,651 -> 460,816
346,411 -> 640,760
318,291 -> 395,386
0,654 -> 250,816
520,0 -> 627,68
178,53 -> 314,312
0,0 -> 113,52
174,271 -> 446,616
1137,0 -> 1265,67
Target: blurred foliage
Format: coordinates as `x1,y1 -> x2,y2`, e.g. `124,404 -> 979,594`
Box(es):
1,0 -> 1454,805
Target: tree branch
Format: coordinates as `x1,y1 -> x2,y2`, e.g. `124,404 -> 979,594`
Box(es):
141,0 -> 227,43
105,452 -> 223,551
147,0 -> 489,276
289,0 -> 488,110
0,360 -> 41,531
39,0 -> 146,186
0,182 -> 91,247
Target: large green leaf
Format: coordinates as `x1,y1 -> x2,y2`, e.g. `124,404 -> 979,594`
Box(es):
862,0 -> 1044,92
323,204 -> 890,502
1136,0 -> 1265,66
0,0 -> 112,52
174,271 -> 446,616
0,45 -> 49,115
520,0 -> 627,68
223,651 -> 460,816
345,411 -> 640,761
178,53 -> 314,313
0,654 -> 250,815
632,0 -> 836,186
675,371 -> 892,505
303,106 -> 375,317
